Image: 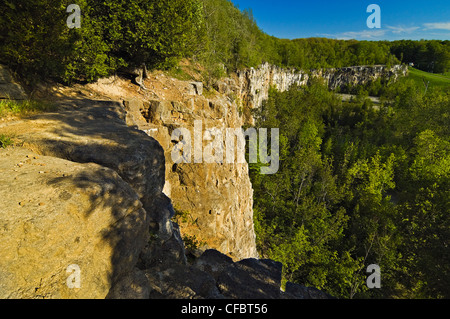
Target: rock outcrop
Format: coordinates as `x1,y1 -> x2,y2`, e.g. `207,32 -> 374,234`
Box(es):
0,148 -> 147,298
1,61 -> 399,299
121,249 -> 333,299
122,79 -> 258,260
0,94 -> 332,299
0,65 -> 27,100
236,63 -> 407,113
119,63 -> 408,260
0,98 -> 169,298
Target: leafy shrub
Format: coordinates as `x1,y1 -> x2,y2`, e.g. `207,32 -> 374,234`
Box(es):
0,134 -> 13,149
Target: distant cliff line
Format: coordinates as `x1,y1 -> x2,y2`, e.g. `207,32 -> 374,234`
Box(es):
235,63 -> 408,110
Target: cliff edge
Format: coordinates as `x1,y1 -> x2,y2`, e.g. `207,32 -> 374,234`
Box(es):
0,62 -> 407,298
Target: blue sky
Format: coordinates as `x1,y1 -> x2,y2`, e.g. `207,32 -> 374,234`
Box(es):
230,0 -> 450,41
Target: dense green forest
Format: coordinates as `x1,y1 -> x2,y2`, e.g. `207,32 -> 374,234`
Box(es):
250,76 -> 449,299
1,0 -> 449,299
1,0 -> 449,85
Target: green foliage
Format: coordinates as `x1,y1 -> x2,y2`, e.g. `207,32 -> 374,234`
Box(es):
183,234 -> 204,252
250,84 -> 361,297
0,0 -> 75,83
251,74 -> 449,298
0,99 -> 55,118
407,67 -> 450,93
172,207 -> 200,229
0,0 -> 204,83
1,0 -> 448,87
172,208 -> 192,225
0,134 -> 13,149
390,40 -> 450,74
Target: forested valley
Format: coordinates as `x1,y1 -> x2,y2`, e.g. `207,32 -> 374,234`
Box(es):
1,0 -> 448,299
250,76 -> 449,299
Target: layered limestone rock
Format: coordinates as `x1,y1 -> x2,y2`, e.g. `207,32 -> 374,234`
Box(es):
0,95 -> 332,300
0,148 -> 148,299
236,63 -> 408,114
119,63 -> 409,260
123,82 -> 258,260
0,98 -> 171,298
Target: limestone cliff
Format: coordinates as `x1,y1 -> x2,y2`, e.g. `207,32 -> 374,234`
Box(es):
0,62 -> 407,299
0,97 -> 167,298
120,63 -> 407,261
122,78 -> 258,260
236,63 -> 408,116
0,66 -> 333,299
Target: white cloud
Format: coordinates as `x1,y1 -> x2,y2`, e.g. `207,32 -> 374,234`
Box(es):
423,22 -> 450,31
336,29 -> 387,40
386,25 -> 420,34
320,23 -> 450,41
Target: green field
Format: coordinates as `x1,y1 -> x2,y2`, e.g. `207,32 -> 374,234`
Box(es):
407,67 -> 450,90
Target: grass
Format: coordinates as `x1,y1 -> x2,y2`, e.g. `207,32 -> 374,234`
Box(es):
0,99 -> 56,118
167,65 -> 193,81
407,67 -> 450,90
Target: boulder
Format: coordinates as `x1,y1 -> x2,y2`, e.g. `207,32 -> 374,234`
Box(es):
138,222 -> 187,270
216,258 -> 283,299
0,148 -> 148,299
189,82 -> 203,96
145,264 -> 223,299
193,249 -> 234,280
0,98 -> 166,214
106,268 -> 150,299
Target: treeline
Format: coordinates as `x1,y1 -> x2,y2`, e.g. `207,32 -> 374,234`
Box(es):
250,75 -> 450,299
0,0 -> 204,83
1,0 -> 449,85
390,40 -> 450,74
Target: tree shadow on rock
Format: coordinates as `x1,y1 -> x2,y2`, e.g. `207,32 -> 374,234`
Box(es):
22,98 -> 167,297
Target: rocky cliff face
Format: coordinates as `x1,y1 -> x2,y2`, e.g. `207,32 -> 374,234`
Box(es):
122,77 -> 258,260
0,97 -> 167,298
144,63 -> 407,260
0,65 -> 333,299
236,63 -> 408,116
0,62 -> 407,299
1,63 -> 408,264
